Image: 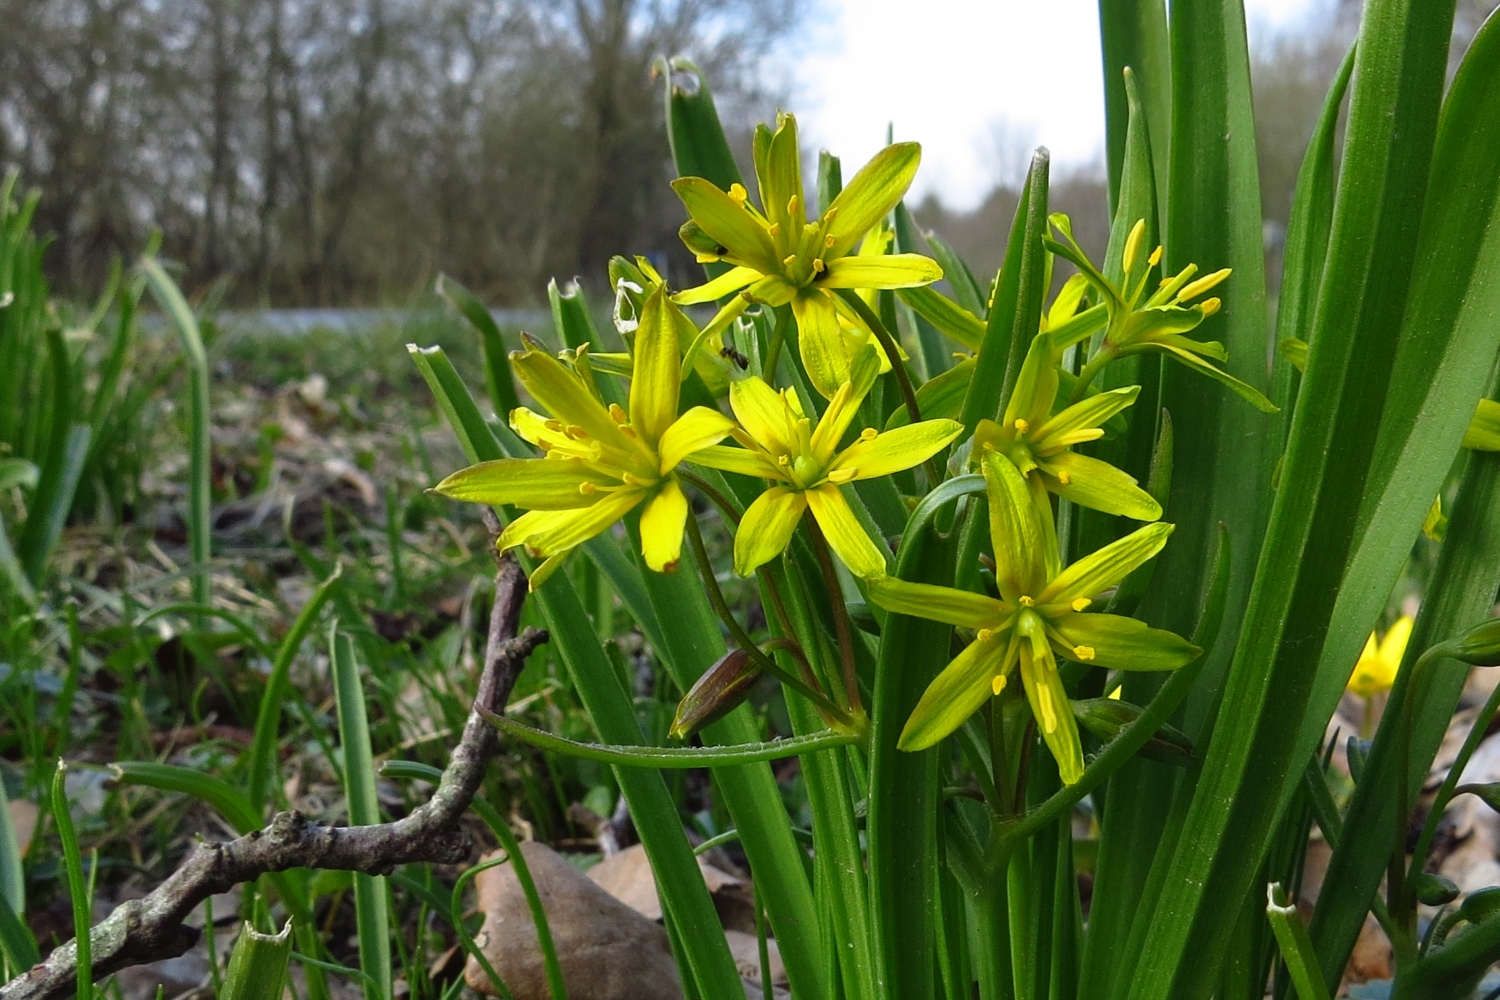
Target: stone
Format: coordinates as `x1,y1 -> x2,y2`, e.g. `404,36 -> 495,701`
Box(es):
586,843 -> 741,923
464,842 -> 683,1000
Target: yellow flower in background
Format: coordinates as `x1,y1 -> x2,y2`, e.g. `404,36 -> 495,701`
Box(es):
1347,616 -> 1415,698
973,329 -> 1161,522
670,112 -> 942,399
431,286 -> 735,589
688,346 -> 962,578
868,447 -> 1199,783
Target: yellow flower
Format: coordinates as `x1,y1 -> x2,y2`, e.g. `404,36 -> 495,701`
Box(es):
1347,616 -> 1414,698
867,449 -> 1199,783
431,286 -> 735,589
670,112 -> 942,399
973,328 -> 1160,521
1046,215 -> 1276,413
688,346 -> 962,578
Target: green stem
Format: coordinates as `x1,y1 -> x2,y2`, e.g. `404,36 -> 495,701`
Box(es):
679,470 -> 743,525
684,510 -> 849,725
1067,345 -> 1118,405
834,289 -> 923,424
805,516 -> 863,716
763,305 -> 791,382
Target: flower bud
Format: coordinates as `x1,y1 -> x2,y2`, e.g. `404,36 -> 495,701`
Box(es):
670,649 -> 761,741
1413,872 -> 1461,906
1071,697 -> 1195,767
1449,618 -> 1500,666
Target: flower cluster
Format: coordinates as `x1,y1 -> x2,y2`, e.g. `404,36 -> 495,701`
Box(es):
431,113 -> 1255,783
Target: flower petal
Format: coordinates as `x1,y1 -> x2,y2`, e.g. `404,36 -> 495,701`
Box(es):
982,449 -> 1050,602
760,114 -> 806,253
1038,521 -> 1173,605
1041,451 -> 1162,521
825,142 -> 921,260
866,575 -> 1005,630
672,266 -> 759,306
658,406 -> 736,471
809,344 -> 882,461
792,290 -> 850,400
896,286 -> 985,351
512,347 -> 635,456
898,633 -> 1012,751
1464,398 -> 1500,450
1034,386 -> 1141,452
1050,613 -> 1200,672
629,287 -> 683,446
819,253 -> 943,290
1001,330 -> 1059,432
640,479 -> 690,572
729,376 -> 797,455
828,419 -> 964,481
686,444 -> 784,480
431,458 -> 613,510
1018,620 -> 1084,785
1148,344 -> 1279,413
671,177 -> 779,273
806,483 -> 888,578
497,488 -> 648,558
733,486 -> 807,576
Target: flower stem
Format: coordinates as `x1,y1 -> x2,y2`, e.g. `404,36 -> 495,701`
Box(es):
834,288 -> 923,425
805,516 -> 863,716
1068,344 -> 1118,405
679,470 -> 743,525
683,510 -> 850,725
763,305 -> 791,382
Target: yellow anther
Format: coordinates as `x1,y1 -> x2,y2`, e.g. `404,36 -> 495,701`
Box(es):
827,467 -> 857,483
1148,245 -> 1163,267
1057,471 -> 1072,486
620,426 -> 638,438
1200,297 -> 1222,317
823,206 -> 839,223
620,472 -> 649,486
1071,597 -> 1091,612
812,258 -> 826,273
1014,418 -> 1030,434
565,425 -> 589,440
728,183 -> 749,205
609,403 -> 629,424
824,234 -> 836,248
1019,596 -> 1035,608
1074,645 -> 1096,662
787,195 -> 800,217
987,295 -> 995,309
579,482 -> 597,495
1178,268 -> 1232,302
1123,219 -> 1146,275
545,418 -> 565,432
768,222 -> 781,237
991,673 -> 1007,696
695,253 -> 721,264
777,454 -> 793,467
860,427 -> 878,442
977,628 -> 994,642
783,254 -> 798,269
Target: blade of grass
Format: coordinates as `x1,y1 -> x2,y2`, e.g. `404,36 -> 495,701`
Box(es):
142,257 -> 212,627
1266,885 -> 1333,1000
53,761 -> 92,1000
437,275 -> 521,418
1098,0 -> 1172,216
107,762 -> 260,835
16,419 -> 91,587
331,626 -> 392,1000
219,919 -> 294,1000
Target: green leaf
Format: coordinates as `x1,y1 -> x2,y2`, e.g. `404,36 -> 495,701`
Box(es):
52,761 -> 91,1000
330,627 -> 392,1000
660,58 -> 743,191
958,150 -> 1050,437
922,231 -> 987,319
1126,2 -> 1459,996
549,277 -> 604,353
886,358 -> 974,430
108,761 -> 260,834
437,274 -> 521,419
1099,0 -> 1172,216
219,920 -> 294,1000
897,286 -> 985,352
1265,884 -> 1334,1000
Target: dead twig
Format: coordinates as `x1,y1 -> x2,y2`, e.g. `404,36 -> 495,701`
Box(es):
2,551 -> 546,1000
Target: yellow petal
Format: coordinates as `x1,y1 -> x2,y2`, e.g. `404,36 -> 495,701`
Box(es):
866,575 -> 1005,630
1040,452 -> 1162,522
630,287 -> 683,446
733,486 -> 807,576
805,483 -> 888,578
824,142 -> 921,260
792,290 -> 849,400
1463,398 -> 1500,450
1347,633 -> 1386,697
729,376 -> 797,455
827,419 -> 964,482
1001,331 -> 1059,433
658,406 -> 736,472
640,479 -> 689,572
685,444 -> 784,480
512,347 -> 635,457
982,450 -> 1050,602
759,113 -> 805,251
898,632 -> 1013,751
1038,521 -> 1174,606
431,458 -> 613,510
1034,386 -> 1141,453
671,177 -> 779,273
1378,616 -> 1415,674
672,266 -> 760,306
497,488 -> 648,559
819,253 -> 943,290
809,345 -> 882,461
1049,613 -> 1200,672
1018,620 -> 1084,784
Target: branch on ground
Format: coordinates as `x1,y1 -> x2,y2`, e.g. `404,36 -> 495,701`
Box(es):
2,548 -> 546,1000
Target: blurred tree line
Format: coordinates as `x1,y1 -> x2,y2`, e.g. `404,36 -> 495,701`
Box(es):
1,0 -> 794,304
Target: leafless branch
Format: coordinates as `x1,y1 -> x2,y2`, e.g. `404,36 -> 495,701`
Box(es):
1,552 -> 546,1000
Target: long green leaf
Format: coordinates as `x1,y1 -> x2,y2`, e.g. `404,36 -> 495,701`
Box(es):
660,57 -> 744,190
142,258 -> 212,623
1125,2 -> 1457,997
108,761 -> 260,835
331,626 -> 392,1000
437,275 -> 521,418
53,761 -> 91,1000
1098,0 -> 1172,216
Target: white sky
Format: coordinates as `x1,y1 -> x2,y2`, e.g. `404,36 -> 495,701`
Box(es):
790,0 -> 1334,210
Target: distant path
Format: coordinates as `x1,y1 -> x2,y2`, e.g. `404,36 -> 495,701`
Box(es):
217,307 -> 550,335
